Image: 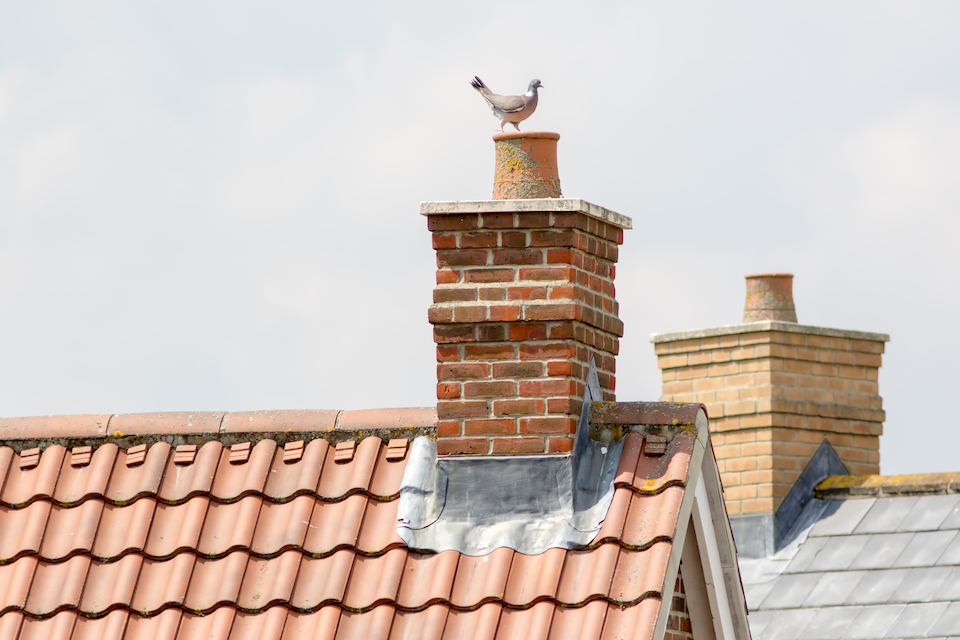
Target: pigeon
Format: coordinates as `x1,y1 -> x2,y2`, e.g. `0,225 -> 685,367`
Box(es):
470,77 -> 543,132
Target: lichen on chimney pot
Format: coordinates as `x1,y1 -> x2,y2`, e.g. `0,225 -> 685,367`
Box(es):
492,131 -> 561,199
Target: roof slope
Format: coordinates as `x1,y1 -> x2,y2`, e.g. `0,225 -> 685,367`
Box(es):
0,411 -> 699,640
740,476 -> 960,640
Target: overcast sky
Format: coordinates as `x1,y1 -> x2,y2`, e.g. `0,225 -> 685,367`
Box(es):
1,2 -> 958,475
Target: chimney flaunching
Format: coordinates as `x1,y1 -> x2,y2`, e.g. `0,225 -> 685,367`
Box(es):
651,273 -> 889,517
423,132 -> 632,456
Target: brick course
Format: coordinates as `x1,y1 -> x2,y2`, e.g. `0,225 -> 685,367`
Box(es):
429,209 -> 626,455
665,570 -> 695,640
656,328 -> 885,514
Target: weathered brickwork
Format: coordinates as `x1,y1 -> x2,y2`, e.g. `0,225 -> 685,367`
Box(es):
428,209 -> 625,456
665,570 -> 695,640
655,329 -> 886,515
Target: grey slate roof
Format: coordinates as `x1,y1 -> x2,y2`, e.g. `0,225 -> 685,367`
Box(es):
740,494 -> 960,639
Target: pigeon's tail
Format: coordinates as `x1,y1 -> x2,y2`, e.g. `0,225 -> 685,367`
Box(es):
470,76 -> 489,95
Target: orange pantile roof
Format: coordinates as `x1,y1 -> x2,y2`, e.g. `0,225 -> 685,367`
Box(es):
0,408 -> 712,639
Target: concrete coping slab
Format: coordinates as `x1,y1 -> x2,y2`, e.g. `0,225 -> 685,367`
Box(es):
650,320 -> 889,344
419,198 -> 633,230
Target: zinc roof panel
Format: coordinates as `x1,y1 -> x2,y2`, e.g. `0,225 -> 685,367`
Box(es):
936,566 -> 960,600
72,609 -> 129,640
934,531 -> 960,566
898,494 -> 960,532
281,606 -> 341,640
302,495 -> 367,555
183,551 -> 248,612
0,501 -> 50,562
809,499 -> 875,537
758,609 -> 818,640
0,556 -> 38,613
784,537 -> 829,574
53,443 -> 117,505
806,534 -> 871,572
844,568 -> 910,605
157,441 -> 222,503
176,608 -> 236,640
105,442 -> 170,504
547,599 -> 607,640
389,605 -> 450,640
38,500 -> 104,560
78,554 -> 143,615
0,445 -> 65,507
442,603 -> 502,640
230,608 -> 288,640
92,498 -> 156,560
210,439 -> 276,501
796,605 -> 859,640
849,533 -> 915,570
25,555 -> 90,616
759,573 -> 822,610
840,604 -> 904,640
195,496 -> 262,557
495,600 -> 555,640
853,497 -> 918,534
236,550 -> 302,611
885,602 -> 950,639
289,550 -> 355,610
802,571 -> 866,608
263,439 -> 327,501
144,497 -> 210,558
928,601 -> 960,637
892,530 -> 957,568
938,499 -> 960,530
335,606 -> 396,640
887,566 -> 953,603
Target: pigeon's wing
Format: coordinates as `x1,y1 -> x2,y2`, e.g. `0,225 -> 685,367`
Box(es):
486,93 -> 525,113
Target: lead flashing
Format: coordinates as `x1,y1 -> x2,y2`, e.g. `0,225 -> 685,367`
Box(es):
650,320 -> 889,344
419,198 -> 633,229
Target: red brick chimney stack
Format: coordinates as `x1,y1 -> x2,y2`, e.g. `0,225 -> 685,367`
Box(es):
424,132 -> 632,456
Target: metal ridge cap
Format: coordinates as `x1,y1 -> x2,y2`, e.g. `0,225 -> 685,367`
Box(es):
650,321 -> 890,343
419,198 -> 633,229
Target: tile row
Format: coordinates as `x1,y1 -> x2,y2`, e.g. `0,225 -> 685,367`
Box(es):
749,601 -> 960,640
0,436 -> 409,508
1,481 -> 685,564
808,495 -> 960,538
0,540 -> 673,617
0,492 -> 406,564
0,599 -> 664,640
783,529 -> 960,574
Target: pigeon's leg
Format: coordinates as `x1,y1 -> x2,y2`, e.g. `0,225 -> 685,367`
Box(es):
512,122 -> 521,131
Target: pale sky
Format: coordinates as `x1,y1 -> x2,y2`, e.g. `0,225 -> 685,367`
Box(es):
1,2 -> 958,475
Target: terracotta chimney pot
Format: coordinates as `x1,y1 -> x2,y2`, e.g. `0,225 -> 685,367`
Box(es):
492,131 -> 561,199
743,273 -> 797,323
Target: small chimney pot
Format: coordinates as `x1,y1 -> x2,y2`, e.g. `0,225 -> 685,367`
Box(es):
743,273 -> 797,323
492,131 -> 561,200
